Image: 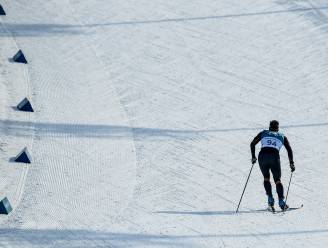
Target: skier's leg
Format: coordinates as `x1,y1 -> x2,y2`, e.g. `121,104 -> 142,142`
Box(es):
271,158 -> 283,199
275,179 -> 288,209
258,153 -> 273,205
263,177 -> 273,197
272,158 -> 288,209
274,180 -> 284,199
264,177 -> 274,206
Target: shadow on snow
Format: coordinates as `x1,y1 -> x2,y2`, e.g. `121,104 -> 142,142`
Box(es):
1,119 -> 328,140
84,6 -> 328,27
278,1 -> 328,33
155,209 -> 268,215
0,6 -> 328,36
0,228 -> 327,247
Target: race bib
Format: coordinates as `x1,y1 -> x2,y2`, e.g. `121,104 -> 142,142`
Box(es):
261,137 -> 283,150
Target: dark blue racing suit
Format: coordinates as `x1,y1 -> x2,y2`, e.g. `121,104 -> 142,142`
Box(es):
250,130 -> 293,199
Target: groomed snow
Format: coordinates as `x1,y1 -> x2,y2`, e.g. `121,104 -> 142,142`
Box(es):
1,0 -> 328,247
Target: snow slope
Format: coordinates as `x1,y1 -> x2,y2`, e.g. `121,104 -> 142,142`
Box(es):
1,0 -> 328,247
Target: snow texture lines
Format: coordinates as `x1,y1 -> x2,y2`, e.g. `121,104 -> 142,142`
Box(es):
2,0 -> 328,247
1,0 -> 137,232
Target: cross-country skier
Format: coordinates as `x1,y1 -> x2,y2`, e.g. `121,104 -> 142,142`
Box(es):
250,120 -> 295,210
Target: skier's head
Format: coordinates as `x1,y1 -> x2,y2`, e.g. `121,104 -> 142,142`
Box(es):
269,120 -> 279,132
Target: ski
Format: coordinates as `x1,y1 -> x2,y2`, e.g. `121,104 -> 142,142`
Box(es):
266,204 -> 303,214
278,204 -> 303,213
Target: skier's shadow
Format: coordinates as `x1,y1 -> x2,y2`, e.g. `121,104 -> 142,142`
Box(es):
155,209 -> 267,216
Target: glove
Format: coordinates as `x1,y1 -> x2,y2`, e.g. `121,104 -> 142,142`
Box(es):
251,157 -> 257,164
290,161 -> 295,172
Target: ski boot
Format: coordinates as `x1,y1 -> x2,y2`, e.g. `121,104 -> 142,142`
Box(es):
268,195 -> 274,206
279,198 -> 289,211
267,195 -> 275,212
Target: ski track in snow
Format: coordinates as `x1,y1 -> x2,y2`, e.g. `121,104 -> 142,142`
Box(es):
1,0 -> 328,247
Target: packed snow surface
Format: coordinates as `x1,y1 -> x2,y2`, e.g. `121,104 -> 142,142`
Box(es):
1,0 -> 328,247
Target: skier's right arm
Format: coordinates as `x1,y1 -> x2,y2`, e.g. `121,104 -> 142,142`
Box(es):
250,132 -> 262,159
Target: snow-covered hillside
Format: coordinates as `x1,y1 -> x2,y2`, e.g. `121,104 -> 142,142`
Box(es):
1,0 -> 328,247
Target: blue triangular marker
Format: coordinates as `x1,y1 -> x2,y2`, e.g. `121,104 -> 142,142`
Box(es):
0,197 -> 13,215
0,5 -> 6,15
14,147 -> 32,164
13,50 -> 28,64
17,97 -> 34,112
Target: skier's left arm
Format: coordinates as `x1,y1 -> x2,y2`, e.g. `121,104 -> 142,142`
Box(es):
284,136 -> 295,171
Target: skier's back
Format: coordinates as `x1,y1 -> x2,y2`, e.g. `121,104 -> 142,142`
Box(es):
250,120 -> 295,210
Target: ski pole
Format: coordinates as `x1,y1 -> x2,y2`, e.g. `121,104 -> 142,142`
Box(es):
283,172 -> 293,212
236,163 -> 255,213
